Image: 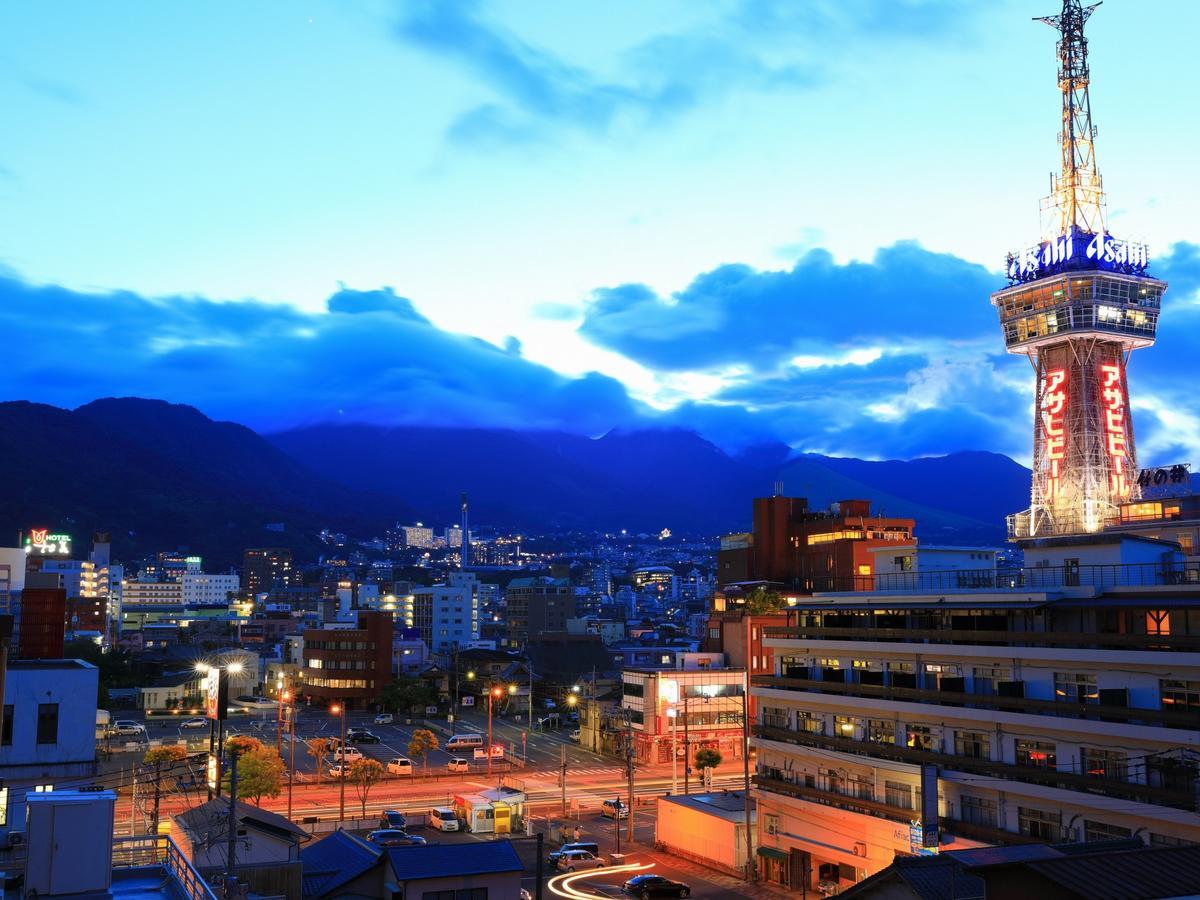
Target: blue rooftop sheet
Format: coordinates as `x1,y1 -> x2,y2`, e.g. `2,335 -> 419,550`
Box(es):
386,840 -> 522,881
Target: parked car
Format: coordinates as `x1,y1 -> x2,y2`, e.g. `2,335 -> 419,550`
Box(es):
430,807 -> 460,832
547,842 -> 599,867
180,718 -> 207,730
387,757 -> 414,776
557,850 -> 605,872
445,733 -> 484,752
334,746 -> 364,762
113,721 -> 146,737
374,713 -> 394,725
379,810 -> 406,829
348,730 -> 381,744
328,764 -> 349,779
366,829 -> 426,847
569,728 -> 581,742
446,757 -> 470,773
601,799 -> 628,819
622,875 -> 692,898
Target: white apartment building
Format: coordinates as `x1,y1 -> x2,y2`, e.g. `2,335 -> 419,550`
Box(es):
181,571 -> 239,605
751,534 -> 1200,894
409,580 -> 479,653
120,579 -> 184,607
402,525 -> 434,549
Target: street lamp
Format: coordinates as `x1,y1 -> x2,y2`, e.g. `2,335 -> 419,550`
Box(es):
331,702 -> 346,825
284,688 -> 296,820
667,707 -> 678,794
275,676 -> 285,757
487,686 -> 503,777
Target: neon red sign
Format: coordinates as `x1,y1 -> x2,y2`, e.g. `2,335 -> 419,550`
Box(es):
1100,363 -> 1128,495
1041,368 -> 1067,500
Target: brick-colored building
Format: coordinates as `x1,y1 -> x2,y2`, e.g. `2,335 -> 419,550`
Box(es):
505,577 -> 575,648
301,611 -> 393,709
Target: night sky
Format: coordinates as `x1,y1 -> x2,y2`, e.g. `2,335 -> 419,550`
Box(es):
1,1 -> 1197,464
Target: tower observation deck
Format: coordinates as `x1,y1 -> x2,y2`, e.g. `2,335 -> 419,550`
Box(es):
992,0 -> 1167,541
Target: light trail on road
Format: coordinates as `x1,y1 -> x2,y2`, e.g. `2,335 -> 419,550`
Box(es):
548,861 -> 654,899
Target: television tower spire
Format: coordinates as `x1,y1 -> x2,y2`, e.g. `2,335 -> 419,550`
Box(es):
1035,0 -> 1106,237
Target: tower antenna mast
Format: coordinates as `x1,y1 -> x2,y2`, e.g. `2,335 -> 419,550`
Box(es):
1035,0 -> 1105,238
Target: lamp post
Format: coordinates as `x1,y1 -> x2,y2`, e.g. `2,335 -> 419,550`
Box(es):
332,702 -> 347,825
487,686 -> 503,777
667,707 -> 678,794
285,688 -> 296,820
275,675 -> 285,757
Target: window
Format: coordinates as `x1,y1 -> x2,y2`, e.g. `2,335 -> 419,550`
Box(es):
868,719 -> 894,744
1145,610 -> 1171,636
797,711 -> 823,734
973,666 -> 1009,696
764,813 -> 780,836
762,707 -> 789,730
1019,807 -> 1061,840
1083,747 -> 1128,781
954,730 -> 990,760
1054,672 -> 1098,704
1177,533 -> 1195,555
36,704 -> 59,745
1084,820 -> 1131,842
1150,833 -> 1197,847
884,780 -> 912,810
1015,739 -> 1057,769
622,681 -> 644,698
422,890 -> 488,900
907,724 -> 935,751
961,795 -> 997,828
2,705 -> 12,746
834,716 -> 859,739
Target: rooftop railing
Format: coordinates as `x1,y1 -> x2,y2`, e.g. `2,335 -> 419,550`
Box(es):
112,835 -> 218,900
786,560 -> 1200,596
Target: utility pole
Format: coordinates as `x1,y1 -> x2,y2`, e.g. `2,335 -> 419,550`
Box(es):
625,708 -> 634,844
528,661 -> 533,730
150,760 -> 163,837
559,744 -> 567,817
535,831 -> 544,900
683,694 -> 690,795
226,750 -> 239,880
287,701 -> 296,820
129,767 -> 137,837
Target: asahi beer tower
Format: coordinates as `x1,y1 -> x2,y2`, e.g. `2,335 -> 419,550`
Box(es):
992,0 -> 1166,539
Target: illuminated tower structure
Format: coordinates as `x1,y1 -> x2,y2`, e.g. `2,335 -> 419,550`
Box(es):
992,0 -> 1166,540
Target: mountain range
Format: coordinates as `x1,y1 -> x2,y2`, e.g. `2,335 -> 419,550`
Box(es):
0,398 -> 1031,565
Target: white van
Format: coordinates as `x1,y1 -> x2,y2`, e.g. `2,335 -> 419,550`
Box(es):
387,757 -> 414,776
430,807 -> 460,832
446,733 -> 484,752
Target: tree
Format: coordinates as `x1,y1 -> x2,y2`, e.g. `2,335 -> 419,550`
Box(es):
379,677 -> 437,714
143,745 -> 189,834
694,748 -> 722,791
306,737 -> 331,784
226,734 -> 265,756
408,729 -> 439,771
349,758 -> 385,818
234,748 -> 285,805
742,586 -> 786,615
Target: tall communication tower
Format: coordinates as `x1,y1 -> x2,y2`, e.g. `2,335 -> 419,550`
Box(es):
992,0 -> 1166,540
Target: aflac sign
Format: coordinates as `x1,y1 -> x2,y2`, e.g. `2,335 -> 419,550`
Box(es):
1007,231 -> 1150,284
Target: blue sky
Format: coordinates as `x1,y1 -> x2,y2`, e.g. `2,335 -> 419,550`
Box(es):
1,0 -> 1198,464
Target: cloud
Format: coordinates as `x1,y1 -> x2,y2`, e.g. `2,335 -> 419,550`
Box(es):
0,272 -> 638,436
579,241 -> 999,371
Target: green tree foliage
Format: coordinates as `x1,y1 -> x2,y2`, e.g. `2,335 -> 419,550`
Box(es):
349,758 -> 386,817
694,748 -> 723,771
742,587 -> 786,615
228,747 -> 285,805
407,728 -> 439,770
379,677 -> 437,714
306,737 -> 330,784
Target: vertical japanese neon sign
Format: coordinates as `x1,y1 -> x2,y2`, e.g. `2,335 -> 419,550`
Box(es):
1041,369 -> 1067,501
1100,362 -> 1129,496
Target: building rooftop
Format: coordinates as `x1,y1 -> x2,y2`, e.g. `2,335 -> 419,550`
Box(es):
385,839 -> 522,881
661,790 -> 755,823
8,658 -> 96,670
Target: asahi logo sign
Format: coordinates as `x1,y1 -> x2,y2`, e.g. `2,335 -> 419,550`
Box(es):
1006,231 -> 1151,283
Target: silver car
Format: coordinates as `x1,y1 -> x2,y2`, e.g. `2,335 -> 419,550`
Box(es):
557,850 -> 606,872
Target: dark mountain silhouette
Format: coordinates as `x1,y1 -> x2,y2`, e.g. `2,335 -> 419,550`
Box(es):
0,398 -> 1030,564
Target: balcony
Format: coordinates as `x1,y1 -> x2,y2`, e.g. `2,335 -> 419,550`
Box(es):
753,725 -> 1198,812
785,560 -> 1200,595
752,674 -> 1200,732
754,774 -> 1044,847
760,625 -> 1200,653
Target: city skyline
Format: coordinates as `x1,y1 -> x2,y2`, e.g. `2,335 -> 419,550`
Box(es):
2,1 -> 1198,466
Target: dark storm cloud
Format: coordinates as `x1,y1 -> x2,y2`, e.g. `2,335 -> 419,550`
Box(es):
0,275 -> 637,435
578,242 -> 999,371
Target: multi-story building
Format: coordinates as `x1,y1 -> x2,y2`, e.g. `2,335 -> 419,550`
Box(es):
718,495 -> 914,591
120,578 -> 184,608
620,664 -> 747,765
301,611 -> 393,709
0,658 -> 99,840
505,577 -> 574,648
17,573 -> 66,660
401,525 -> 434,550
242,548 -> 295,595
751,534 -> 1200,894
182,571 -> 239,605
409,581 -> 479,653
